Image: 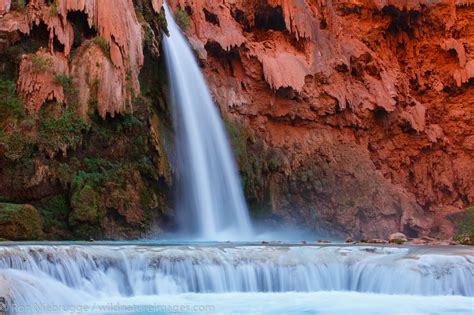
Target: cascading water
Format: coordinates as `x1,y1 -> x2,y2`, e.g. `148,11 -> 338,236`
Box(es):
162,4 -> 252,239
0,245 -> 473,314
1,5 -> 474,315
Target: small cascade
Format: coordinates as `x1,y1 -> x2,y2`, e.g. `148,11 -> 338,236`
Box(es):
0,245 -> 473,308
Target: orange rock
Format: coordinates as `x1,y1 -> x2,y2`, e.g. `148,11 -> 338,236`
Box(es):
1,0 -> 143,118
181,0 -> 474,238
0,0 -> 10,15
16,50 -> 68,114
151,0 -> 162,13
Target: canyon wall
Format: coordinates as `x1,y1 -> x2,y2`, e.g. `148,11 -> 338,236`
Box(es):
0,0 -> 172,239
168,0 -> 474,238
0,0 -> 472,240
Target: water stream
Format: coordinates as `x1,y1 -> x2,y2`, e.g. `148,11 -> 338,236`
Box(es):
0,244 -> 472,314
0,5 -> 473,315
162,4 -> 252,240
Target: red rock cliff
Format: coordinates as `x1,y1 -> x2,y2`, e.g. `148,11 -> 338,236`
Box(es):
1,0 -> 472,240
166,0 -> 474,238
0,0 -> 143,118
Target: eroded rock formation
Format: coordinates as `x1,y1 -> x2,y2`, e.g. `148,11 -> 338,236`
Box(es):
0,0 -> 472,240
1,0 -> 143,118
167,0 -> 474,238
0,0 -> 171,240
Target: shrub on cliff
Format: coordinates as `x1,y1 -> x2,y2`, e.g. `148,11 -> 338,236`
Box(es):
0,79 -> 24,119
30,54 -> 53,73
0,203 -> 43,240
70,183 -> 102,224
454,206 -> 474,245
175,8 -> 190,31
11,0 -> 26,10
38,107 -> 88,157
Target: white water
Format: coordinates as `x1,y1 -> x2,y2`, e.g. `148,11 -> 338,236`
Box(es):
0,245 -> 473,305
162,4 -> 252,240
101,292 -> 474,315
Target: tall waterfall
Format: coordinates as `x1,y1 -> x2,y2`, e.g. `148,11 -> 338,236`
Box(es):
162,4 -> 252,239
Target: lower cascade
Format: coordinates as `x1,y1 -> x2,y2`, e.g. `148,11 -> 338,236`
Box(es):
0,245 -> 473,307
162,4 -> 252,239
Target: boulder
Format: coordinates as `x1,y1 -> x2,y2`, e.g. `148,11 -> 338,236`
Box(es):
389,232 -> 408,244
0,203 -> 43,240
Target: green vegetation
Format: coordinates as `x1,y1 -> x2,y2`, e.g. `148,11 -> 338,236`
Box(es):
158,11 -> 168,30
225,119 -> 265,198
0,203 -> 43,240
49,1 -> 58,16
0,79 -> 24,119
31,54 -> 53,73
11,0 -> 26,10
37,195 -> 69,236
454,206 -> 474,245
175,8 -> 191,31
1,132 -> 31,161
38,107 -> 88,156
54,74 -> 74,92
0,37 -> 170,240
70,180 -> 102,224
93,37 -> 109,56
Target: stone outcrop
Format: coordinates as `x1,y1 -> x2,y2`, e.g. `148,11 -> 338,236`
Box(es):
1,0 -> 143,118
17,50 -> 68,113
167,0 -> 474,238
0,0 -> 171,240
0,0 -> 472,240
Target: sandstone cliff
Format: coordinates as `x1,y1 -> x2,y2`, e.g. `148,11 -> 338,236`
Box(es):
0,0 -> 172,240
167,0 -> 473,238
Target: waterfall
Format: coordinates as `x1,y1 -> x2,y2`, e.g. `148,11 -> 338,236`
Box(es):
162,4 -> 252,239
1,245 -> 473,314
0,245 -> 473,303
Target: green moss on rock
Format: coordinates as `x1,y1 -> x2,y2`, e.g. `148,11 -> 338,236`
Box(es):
37,195 -> 70,237
70,182 -> 103,225
0,79 -> 24,119
38,107 -> 89,157
0,203 -> 43,240
454,206 -> 474,245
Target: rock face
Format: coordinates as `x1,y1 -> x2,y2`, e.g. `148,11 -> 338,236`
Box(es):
167,0 -> 474,238
0,0 -> 472,240
1,0 -> 143,118
389,232 -> 408,244
0,0 -> 172,240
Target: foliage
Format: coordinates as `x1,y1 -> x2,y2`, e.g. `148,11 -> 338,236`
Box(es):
70,183 -> 102,224
49,1 -> 58,16
158,11 -> 167,29
38,107 -> 88,156
11,0 -> 26,10
0,79 -> 24,119
0,203 -> 43,240
54,74 -> 74,92
454,206 -> 474,245
93,37 -> 109,56
175,8 -> 191,31
225,119 -> 265,197
37,195 -> 70,234
31,54 -> 53,73
1,132 -> 31,161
